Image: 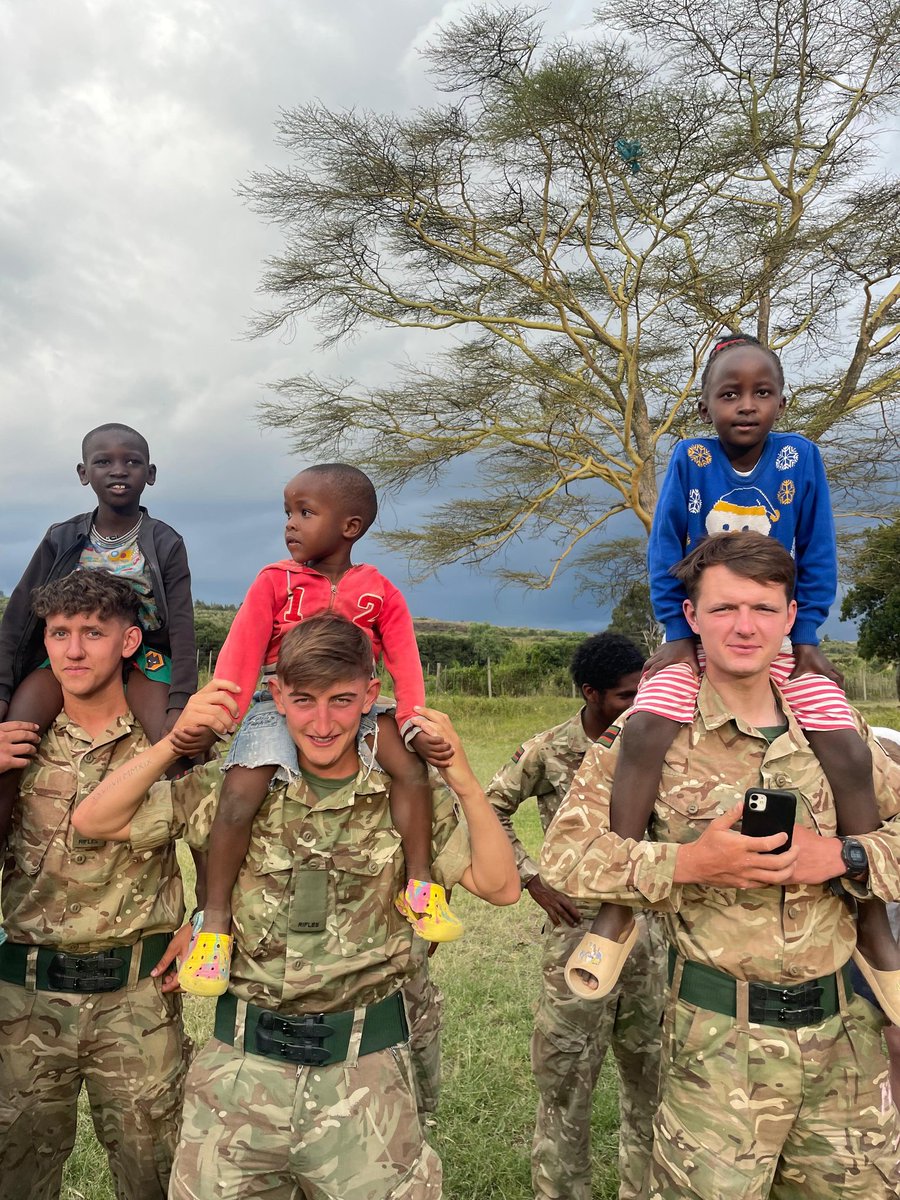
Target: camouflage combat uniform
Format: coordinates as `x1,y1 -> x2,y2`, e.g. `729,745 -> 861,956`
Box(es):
146,762 -> 471,1200
488,712 -> 665,1200
404,937 -> 443,1120
0,712 -> 192,1200
541,680 -> 900,1199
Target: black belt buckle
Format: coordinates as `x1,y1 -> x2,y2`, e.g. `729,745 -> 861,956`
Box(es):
255,1010 -> 336,1065
748,979 -> 824,1027
46,950 -> 126,993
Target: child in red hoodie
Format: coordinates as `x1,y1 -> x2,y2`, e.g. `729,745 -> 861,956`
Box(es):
177,464 -> 462,995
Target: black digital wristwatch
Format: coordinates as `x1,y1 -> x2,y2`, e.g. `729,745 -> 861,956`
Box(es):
839,836 -> 869,882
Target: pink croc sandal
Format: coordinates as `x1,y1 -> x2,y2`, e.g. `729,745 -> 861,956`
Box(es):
395,879 -> 464,943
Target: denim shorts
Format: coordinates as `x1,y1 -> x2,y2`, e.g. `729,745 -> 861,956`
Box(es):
223,690 -> 383,782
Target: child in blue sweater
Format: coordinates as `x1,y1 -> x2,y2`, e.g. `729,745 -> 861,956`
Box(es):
566,334 -> 900,1017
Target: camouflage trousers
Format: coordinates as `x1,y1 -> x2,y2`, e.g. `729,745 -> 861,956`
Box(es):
650,988 -> 900,1199
531,911 -> 666,1200
0,973 -> 191,1200
404,947 -> 443,1120
169,1035 -> 442,1199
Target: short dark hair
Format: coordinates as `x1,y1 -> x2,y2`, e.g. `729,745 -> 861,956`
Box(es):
302,464 -> 378,535
570,632 -> 645,691
277,613 -> 374,689
700,333 -> 785,394
81,424 -> 151,461
31,570 -> 143,625
671,531 -> 796,603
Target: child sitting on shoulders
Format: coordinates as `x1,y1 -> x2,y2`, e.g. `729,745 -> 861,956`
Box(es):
566,334 -> 900,1020
176,462 -> 462,997
0,422 -> 197,839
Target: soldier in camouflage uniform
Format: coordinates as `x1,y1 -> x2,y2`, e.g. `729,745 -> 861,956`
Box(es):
487,632 -> 665,1200
541,533 -> 900,1199
0,571 -> 193,1200
404,938 -> 443,1121
73,612 -> 520,1200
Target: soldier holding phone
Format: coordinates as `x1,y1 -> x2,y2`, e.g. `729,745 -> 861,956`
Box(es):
542,531 -> 900,1199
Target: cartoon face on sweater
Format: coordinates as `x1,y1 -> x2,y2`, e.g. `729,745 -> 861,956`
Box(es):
704,487 -> 779,537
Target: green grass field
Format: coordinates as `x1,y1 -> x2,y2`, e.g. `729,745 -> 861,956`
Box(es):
61,697 -> 900,1199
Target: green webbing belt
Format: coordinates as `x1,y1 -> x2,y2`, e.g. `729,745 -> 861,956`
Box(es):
0,932 -> 170,992
214,989 -> 408,1065
669,947 -> 851,1027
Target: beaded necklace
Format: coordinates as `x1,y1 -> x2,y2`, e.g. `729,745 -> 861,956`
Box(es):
90,513 -> 143,549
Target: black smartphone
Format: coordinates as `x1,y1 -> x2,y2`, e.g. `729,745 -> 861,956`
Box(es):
742,788 -> 797,854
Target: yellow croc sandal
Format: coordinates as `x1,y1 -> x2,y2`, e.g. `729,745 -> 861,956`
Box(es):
177,927 -> 233,998
395,879 -> 464,943
852,950 -> 900,1025
564,922 -> 639,1000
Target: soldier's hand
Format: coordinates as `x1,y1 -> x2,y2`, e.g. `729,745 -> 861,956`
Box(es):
411,707 -> 474,792
168,679 -> 241,750
674,801 -> 800,887
0,721 -> 41,772
784,824 -> 845,885
526,875 -> 582,927
151,924 -> 192,993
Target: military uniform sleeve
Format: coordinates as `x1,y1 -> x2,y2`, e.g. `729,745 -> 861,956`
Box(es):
486,734 -> 552,884
540,739 -> 683,910
128,761 -> 221,852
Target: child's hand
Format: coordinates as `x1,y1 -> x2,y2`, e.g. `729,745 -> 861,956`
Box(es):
409,727 -> 454,768
0,721 -> 40,772
642,637 -> 700,681
790,643 -> 844,687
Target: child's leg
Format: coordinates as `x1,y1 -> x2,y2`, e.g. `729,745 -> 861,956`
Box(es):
375,718 -> 433,883
781,667 -> 900,976
806,728 -> 900,971
0,668 -> 63,844
567,663 -> 697,999
179,692 -> 296,996
203,765 -> 276,934
371,713 -> 463,942
124,670 -> 171,743
588,712 -> 681,942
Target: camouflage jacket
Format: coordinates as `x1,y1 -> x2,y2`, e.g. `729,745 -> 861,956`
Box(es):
148,762 -> 471,1014
3,711 -> 187,952
541,678 -> 900,985
486,710 -> 592,886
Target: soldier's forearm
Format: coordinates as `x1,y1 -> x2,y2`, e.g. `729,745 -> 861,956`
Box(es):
71,736 -> 180,841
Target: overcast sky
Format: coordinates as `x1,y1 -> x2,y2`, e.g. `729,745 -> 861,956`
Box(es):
0,0 -> 875,636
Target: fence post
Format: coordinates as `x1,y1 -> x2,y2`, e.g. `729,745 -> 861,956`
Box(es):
208,650 -> 213,677
487,657 -> 493,699
435,662 -> 442,693
862,662 -> 867,702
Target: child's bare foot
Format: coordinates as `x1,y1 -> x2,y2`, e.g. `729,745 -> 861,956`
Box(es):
856,901 -> 900,972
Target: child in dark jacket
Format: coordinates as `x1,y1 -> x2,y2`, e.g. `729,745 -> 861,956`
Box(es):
0,423 -> 197,840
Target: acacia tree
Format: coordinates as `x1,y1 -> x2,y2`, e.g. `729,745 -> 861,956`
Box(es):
246,0 -> 900,589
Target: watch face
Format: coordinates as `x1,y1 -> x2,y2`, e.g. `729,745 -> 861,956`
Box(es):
842,839 -> 868,874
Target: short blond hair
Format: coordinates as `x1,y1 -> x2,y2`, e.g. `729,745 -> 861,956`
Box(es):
277,613 -> 374,689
